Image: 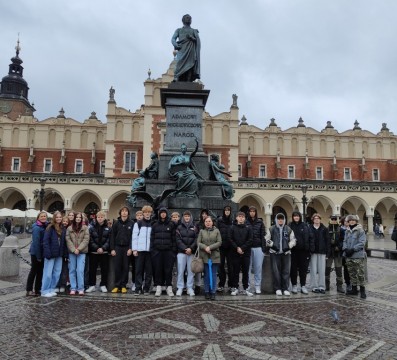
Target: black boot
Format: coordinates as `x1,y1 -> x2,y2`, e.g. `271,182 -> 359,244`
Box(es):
360,286 -> 367,299
205,292 -> 210,300
347,285 -> 358,295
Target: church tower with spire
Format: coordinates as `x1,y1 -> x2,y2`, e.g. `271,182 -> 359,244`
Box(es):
0,37 -> 35,120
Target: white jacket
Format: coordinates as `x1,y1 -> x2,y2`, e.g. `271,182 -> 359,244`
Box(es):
131,220 -> 152,252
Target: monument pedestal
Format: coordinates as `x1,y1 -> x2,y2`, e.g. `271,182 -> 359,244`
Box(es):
129,81 -> 238,221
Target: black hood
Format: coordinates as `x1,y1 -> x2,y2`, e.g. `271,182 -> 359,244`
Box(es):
291,211 -> 302,224
222,205 -> 232,220
158,207 -> 169,222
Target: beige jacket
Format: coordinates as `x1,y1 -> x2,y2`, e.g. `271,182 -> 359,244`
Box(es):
66,225 -> 89,253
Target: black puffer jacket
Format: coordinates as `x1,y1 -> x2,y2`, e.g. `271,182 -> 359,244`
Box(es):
229,223 -> 253,257
150,207 -> 176,252
110,217 -> 133,249
176,212 -> 197,253
289,211 -> 312,252
309,223 -> 330,255
216,206 -> 233,249
246,207 -> 265,250
89,221 -> 111,252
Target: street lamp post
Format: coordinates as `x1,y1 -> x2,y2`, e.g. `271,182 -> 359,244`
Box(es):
301,184 -> 308,223
39,177 -> 47,211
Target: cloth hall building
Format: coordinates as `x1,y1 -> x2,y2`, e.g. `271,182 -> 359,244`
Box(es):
1,44 -> 397,233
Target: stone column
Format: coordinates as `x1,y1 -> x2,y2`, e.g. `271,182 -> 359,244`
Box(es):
367,215 -> 374,235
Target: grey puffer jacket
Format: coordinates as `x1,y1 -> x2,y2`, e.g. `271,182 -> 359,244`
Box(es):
342,224 -> 366,259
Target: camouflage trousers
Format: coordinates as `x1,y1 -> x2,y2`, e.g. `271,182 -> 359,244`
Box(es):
346,258 -> 366,287
326,255 -> 343,287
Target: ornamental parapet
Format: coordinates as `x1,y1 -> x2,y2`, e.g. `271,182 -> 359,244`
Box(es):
0,173 -> 132,186
232,180 -> 397,193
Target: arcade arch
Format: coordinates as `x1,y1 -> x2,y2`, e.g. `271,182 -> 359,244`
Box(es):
70,190 -> 101,215
107,190 -> 130,220
0,188 -> 27,209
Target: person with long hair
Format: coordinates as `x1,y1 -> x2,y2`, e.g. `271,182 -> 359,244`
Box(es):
26,211 -> 48,296
197,216 -> 222,300
41,211 -> 67,297
56,215 -> 72,293
66,212 -> 89,295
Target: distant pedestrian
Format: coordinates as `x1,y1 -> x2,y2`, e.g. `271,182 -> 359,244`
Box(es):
3,217 -> 11,236
392,225 -> 397,249
378,224 -> 385,238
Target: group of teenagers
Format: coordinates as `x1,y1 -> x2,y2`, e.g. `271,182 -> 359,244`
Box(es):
25,203 -> 368,300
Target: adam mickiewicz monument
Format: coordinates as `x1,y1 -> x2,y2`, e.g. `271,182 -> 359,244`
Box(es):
171,14 -> 201,82
130,14 -> 236,219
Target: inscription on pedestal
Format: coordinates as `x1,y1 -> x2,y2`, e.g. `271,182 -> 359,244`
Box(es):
165,107 -> 202,151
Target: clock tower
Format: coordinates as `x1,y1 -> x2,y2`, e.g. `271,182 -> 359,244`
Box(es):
0,38 -> 35,120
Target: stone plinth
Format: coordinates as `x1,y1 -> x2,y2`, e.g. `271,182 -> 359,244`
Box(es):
0,236 -> 20,277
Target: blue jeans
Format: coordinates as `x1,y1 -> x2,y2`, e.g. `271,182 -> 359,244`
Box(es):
41,257 -> 63,295
203,263 -> 218,294
69,253 -> 86,291
249,247 -> 264,287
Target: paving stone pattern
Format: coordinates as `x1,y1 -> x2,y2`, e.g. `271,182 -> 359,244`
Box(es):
0,256 -> 396,359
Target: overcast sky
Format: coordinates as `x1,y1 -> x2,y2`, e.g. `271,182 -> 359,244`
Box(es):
1,0 -> 397,134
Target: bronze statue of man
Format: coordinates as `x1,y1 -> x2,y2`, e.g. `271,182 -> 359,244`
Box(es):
171,14 -> 201,82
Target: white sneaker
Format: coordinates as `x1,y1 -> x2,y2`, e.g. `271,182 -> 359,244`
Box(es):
85,286 -> 96,293
166,286 -> 174,297
187,288 -> 195,296
255,286 -> 261,294
54,288 -> 60,293
176,288 -> 183,296
291,285 -> 298,294
59,286 -> 66,293
283,290 -> 291,296
301,286 -> 308,294
100,286 -> 108,293
245,289 -> 254,296
276,290 -> 283,296
131,283 -> 136,292
42,292 -> 56,298
155,286 -> 162,297
230,288 -> 238,296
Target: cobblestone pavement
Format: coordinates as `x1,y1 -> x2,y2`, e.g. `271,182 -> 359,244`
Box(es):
0,243 -> 397,359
